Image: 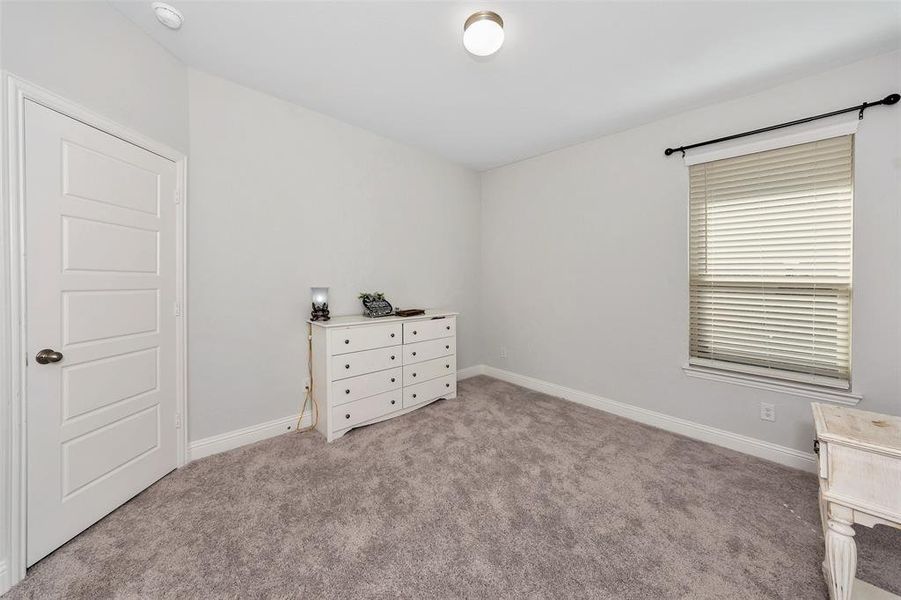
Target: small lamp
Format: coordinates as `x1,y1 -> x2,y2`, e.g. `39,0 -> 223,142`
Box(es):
310,287 -> 330,321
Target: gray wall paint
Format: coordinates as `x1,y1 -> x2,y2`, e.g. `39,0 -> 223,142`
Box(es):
480,51 -> 901,454
0,1 -> 188,152
187,70 -> 482,442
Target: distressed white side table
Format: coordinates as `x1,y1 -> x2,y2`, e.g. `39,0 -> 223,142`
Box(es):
812,403 -> 901,600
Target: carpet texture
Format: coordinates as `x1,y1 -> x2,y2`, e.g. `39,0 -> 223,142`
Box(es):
6,375 -> 900,599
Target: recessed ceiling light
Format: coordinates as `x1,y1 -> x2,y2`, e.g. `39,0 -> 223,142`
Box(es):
463,11 -> 504,57
152,2 -> 184,30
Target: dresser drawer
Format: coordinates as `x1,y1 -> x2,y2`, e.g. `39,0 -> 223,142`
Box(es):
331,346 -> 401,380
329,323 -> 402,355
403,338 -> 455,365
403,355 -> 456,386
403,317 -> 455,344
333,388 -> 401,430
331,367 -> 402,405
404,374 -> 456,408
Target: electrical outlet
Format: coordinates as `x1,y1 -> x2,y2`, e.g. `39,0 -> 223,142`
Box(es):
760,402 -> 776,422
500,346 -> 507,359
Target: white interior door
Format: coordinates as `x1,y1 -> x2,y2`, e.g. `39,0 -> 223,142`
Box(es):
24,100 -> 178,566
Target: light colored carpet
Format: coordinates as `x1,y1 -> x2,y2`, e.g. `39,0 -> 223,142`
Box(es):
5,375 -> 900,599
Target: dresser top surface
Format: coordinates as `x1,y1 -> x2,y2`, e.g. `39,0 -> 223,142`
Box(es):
812,403 -> 901,455
308,309 -> 458,328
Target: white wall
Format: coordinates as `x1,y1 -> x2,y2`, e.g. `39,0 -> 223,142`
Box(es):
0,1 -> 188,152
187,69 -> 481,442
480,50 -> 901,454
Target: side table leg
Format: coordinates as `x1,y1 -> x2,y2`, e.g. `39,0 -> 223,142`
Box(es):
824,511 -> 857,600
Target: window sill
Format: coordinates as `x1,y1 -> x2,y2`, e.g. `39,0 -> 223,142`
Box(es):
682,365 -> 862,406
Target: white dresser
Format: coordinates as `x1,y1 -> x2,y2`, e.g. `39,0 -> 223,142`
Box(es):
309,310 -> 458,442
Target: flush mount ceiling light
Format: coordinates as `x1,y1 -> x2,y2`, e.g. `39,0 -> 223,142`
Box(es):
463,11 -> 504,57
152,2 -> 184,30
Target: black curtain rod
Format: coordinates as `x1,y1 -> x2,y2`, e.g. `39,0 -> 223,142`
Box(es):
664,92 -> 900,157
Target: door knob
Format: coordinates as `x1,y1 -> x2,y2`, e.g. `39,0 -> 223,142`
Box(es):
35,349 -> 63,364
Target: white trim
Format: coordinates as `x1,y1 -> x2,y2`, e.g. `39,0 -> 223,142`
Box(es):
189,411 -> 313,461
457,364 -> 485,380
683,113 -> 859,165
0,560 -> 9,595
1,73 -> 188,590
688,356 -> 851,391
689,357 -> 851,391
175,157 -> 189,467
683,364 -> 861,406
480,365 -> 817,472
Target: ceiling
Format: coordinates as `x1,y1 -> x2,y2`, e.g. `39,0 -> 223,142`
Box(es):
113,1 -> 901,171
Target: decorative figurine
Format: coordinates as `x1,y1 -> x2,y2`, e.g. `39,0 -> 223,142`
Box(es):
359,292 -> 394,318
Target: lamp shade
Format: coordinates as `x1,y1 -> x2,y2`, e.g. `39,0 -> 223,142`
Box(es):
311,287 -> 329,307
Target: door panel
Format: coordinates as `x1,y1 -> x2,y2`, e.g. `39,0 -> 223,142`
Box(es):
63,217 -> 159,273
62,348 -> 158,419
62,405 -> 160,496
25,100 -> 178,566
63,289 -> 159,344
62,140 -> 161,215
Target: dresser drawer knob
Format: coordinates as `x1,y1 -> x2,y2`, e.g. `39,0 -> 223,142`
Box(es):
446,364 -> 450,368
445,345 -> 450,350
412,373 -> 417,378
390,333 -> 395,338
391,399 -> 396,405
390,355 -> 395,360
345,389 -> 350,394
345,364 -> 350,369
390,377 -> 396,383
412,393 -> 417,399
413,330 -> 417,335
344,339 -> 350,345
345,413 -> 351,419
412,351 -> 417,356
446,326 -> 450,330
446,383 -> 450,388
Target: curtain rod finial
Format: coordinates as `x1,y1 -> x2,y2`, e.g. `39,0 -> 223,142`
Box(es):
664,148 -> 674,156
884,93 -> 900,105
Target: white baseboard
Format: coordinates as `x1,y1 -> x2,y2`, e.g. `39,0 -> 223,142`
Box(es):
457,364 -> 485,380
188,366 -> 816,472
189,369 -> 482,462
0,560 -> 9,595
480,365 -> 817,473
189,411 -> 312,461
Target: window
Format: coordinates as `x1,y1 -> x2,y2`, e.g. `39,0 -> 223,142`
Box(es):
689,135 -> 853,390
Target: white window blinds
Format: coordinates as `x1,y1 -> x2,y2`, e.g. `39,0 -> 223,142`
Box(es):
689,134 -> 853,389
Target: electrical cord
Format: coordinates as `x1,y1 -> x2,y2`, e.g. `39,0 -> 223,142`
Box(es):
296,323 -> 319,433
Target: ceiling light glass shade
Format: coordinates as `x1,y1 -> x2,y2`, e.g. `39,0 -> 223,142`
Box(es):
463,11 -> 504,56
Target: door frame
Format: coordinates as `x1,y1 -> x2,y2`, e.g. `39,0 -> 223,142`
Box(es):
1,73 -> 188,591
